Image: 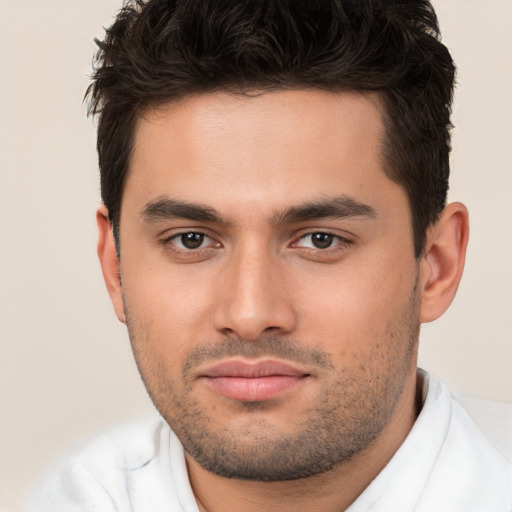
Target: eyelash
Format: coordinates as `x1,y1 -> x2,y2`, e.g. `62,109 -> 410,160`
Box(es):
291,231 -> 351,251
160,231 -> 220,256
160,229 -> 353,257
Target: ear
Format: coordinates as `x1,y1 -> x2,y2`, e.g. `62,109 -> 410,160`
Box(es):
96,205 -> 126,324
419,202 -> 469,323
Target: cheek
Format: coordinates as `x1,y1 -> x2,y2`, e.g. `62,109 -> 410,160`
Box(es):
121,265 -> 218,368
124,259 -> 215,317
295,254 -> 418,350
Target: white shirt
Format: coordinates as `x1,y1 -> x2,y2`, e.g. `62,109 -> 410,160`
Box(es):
26,372 -> 512,512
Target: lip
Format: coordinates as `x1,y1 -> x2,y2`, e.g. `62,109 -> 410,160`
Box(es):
199,359 -> 310,401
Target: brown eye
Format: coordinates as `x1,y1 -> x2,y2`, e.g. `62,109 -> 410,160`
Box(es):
295,232 -> 340,250
169,232 -> 213,250
181,232 -> 204,249
311,233 -> 334,249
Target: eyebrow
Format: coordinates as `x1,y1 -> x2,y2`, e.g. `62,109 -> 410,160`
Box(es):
141,196 -> 223,224
140,195 -> 377,226
271,196 -> 377,225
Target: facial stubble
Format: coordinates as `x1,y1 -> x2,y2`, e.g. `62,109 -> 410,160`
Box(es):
124,282 -> 420,482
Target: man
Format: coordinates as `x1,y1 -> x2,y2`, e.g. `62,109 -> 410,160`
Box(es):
27,0 -> 511,510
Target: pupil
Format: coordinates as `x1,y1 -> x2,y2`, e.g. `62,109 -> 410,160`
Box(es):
312,233 -> 333,249
182,233 -> 204,249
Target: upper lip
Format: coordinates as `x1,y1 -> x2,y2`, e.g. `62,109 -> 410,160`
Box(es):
199,359 -> 309,378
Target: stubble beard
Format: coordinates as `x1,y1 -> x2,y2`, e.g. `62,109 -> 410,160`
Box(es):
124,286 -> 420,482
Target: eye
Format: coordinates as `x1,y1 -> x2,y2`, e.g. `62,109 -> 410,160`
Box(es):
294,232 -> 346,250
169,232 -> 217,250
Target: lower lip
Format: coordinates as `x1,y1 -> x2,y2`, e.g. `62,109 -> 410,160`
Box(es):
203,376 -> 306,401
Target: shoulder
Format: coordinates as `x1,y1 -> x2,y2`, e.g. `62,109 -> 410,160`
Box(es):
413,374 -> 512,511
25,413 -> 171,512
418,370 -> 512,463
50,412 -> 168,474
454,393 -> 512,462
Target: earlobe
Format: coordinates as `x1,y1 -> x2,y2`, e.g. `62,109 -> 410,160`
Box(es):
96,206 -> 126,324
419,202 -> 469,323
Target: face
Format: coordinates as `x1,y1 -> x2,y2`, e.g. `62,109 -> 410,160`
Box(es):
115,90 -> 421,480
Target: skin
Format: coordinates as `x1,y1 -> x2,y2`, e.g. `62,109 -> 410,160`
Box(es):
97,89 -> 469,511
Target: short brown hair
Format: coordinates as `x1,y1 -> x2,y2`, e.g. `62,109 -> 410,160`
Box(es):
87,0 -> 455,257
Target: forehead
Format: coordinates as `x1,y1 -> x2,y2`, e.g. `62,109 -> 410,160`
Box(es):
125,89 -> 399,220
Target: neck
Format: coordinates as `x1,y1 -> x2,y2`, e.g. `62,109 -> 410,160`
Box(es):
187,369 -> 420,512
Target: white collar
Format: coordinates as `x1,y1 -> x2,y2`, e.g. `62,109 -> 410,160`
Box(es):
345,370 -> 512,511
167,370 -> 512,512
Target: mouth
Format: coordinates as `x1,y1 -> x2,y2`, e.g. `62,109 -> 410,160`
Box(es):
199,359 -> 311,401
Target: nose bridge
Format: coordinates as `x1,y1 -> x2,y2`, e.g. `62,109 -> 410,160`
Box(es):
213,239 -> 295,339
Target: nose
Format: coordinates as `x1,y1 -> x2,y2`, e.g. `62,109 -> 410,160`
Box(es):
213,246 -> 297,340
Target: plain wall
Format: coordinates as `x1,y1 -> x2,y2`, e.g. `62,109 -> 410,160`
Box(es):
1,0 -> 511,509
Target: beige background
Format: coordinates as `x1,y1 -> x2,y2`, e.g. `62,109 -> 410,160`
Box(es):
1,0 -> 511,509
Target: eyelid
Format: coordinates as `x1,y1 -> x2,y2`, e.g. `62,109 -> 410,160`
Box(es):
290,229 -> 353,247
158,227 -> 353,257
160,229 -> 222,251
